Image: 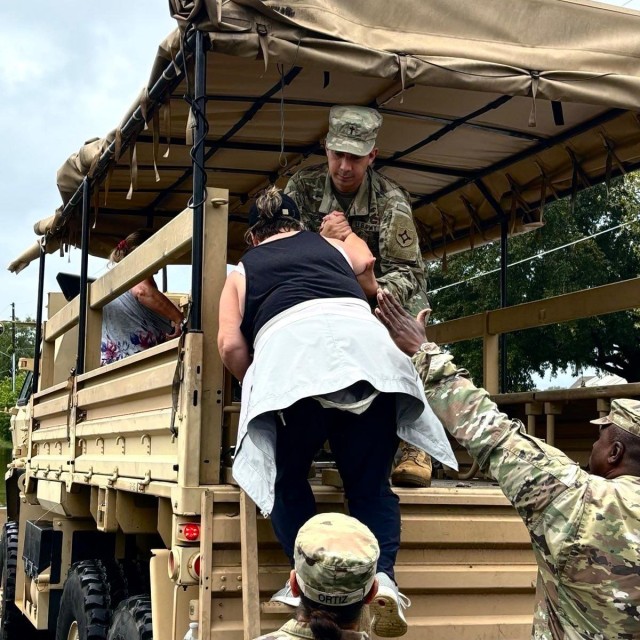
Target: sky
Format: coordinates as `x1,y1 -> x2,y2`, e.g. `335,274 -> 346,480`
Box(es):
0,0 -> 638,388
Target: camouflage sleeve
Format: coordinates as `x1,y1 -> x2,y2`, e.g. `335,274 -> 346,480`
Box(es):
414,347 -> 588,558
284,172 -> 321,233
376,193 -> 426,308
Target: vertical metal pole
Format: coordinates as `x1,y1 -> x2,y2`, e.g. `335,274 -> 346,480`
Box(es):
11,302 -> 16,393
32,245 -> 46,394
76,178 -> 91,375
499,218 -> 508,393
162,266 -> 168,293
190,29 -> 208,332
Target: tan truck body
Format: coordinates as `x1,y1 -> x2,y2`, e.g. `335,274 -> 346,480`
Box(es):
2,194 -> 540,640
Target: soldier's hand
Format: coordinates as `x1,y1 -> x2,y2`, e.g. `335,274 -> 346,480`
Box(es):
375,288 -> 431,356
320,212 -> 352,241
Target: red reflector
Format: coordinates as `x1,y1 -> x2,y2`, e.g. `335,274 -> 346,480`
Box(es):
183,523 -> 200,541
194,555 -> 201,577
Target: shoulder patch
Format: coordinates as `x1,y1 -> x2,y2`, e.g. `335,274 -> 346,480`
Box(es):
385,214 -> 420,261
396,226 -> 414,248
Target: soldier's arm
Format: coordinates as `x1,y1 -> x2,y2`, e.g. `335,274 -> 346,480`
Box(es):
374,288 -> 585,569
414,346 -> 587,537
376,197 -> 426,307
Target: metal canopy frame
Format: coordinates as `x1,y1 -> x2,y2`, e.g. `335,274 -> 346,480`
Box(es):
27,15 -> 640,392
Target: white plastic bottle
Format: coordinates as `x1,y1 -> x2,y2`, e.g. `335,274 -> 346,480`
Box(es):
183,622 -> 199,640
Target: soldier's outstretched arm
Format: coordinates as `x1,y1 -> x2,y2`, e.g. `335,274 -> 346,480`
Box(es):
376,288 -> 586,564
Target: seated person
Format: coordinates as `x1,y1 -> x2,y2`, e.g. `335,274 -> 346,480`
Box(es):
218,186 -> 456,637
101,230 -> 183,365
252,513 -> 379,640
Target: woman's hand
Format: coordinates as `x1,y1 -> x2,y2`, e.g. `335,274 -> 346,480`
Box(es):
131,278 -> 184,333
165,320 -> 183,340
356,257 -> 378,297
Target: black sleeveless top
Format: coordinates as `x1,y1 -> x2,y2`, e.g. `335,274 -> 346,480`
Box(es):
239,231 -> 367,344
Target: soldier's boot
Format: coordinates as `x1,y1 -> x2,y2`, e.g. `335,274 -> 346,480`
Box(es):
391,442 -> 432,488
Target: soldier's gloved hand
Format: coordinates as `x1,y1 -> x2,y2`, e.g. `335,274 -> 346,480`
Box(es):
320,211 -> 352,241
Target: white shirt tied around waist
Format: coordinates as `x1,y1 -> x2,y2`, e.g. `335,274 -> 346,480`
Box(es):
233,298 -> 457,515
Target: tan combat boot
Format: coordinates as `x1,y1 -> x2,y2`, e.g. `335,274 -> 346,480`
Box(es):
391,442 -> 432,487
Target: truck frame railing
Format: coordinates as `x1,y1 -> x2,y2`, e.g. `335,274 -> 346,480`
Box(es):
426,276 -> 640,395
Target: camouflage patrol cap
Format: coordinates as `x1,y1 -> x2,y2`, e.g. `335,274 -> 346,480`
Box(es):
590,398 -> 640,437
325,106 -> 382,156
294,513 -> 379,607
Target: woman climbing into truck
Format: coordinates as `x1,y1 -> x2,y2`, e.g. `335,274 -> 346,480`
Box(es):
217,186 -> 456,637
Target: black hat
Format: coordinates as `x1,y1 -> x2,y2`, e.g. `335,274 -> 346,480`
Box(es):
248,192 -> 301,228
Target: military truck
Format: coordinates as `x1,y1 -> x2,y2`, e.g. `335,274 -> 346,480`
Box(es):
4,1 -> 640,639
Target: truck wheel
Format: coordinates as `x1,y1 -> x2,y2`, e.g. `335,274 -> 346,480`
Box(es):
55,561 -> 111,640
107,596 -> 152,640
0,522 -> 39,639
117,560 -> 150,601
102,559 -> 151,613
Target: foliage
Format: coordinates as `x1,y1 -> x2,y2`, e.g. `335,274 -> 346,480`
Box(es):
428,174 -> 640,391
0,317 -> 34,442
0,372 -> 27,442
0,317 -> 36,381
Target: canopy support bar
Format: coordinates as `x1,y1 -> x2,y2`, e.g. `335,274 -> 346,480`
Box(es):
32,245 -> 46,395
417,108 -> 626,209
190,29 -> 209,332
146,66 -> 303,214
499,218 -> 508,393
380,96 -> 513,167
53,30 -> 196,233
76,178 -> 91,375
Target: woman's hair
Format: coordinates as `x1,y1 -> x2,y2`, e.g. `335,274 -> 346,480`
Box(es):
109,229 -> 154,264
244,185 -> 303,245
299,594 -> 365,640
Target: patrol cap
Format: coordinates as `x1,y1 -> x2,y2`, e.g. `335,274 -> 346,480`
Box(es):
590,398 -> 640,437
294,513 -> 379,607
325,106 -> 382,156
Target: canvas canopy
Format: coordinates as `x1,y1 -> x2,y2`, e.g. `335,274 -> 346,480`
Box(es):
9,0 -> 640,273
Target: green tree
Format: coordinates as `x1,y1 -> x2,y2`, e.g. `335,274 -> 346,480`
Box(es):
0,372 -> 27,442
428,173 -> 640,391
0,317 -> 36,382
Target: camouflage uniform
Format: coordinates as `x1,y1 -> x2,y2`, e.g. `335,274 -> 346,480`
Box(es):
414,344 -> 640,640
253,513 -> 376,640
285,165 -> 426,309
285,164 -> 426,311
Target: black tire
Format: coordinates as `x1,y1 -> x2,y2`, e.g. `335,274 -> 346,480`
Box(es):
102,559 -> 150,614
55,560 -> 111,640
115,560 -> 150,603
0,522 -> 40,639
107,596 -> 152,640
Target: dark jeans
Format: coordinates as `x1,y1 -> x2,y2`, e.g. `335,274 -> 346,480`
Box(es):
270,393 -> 400,579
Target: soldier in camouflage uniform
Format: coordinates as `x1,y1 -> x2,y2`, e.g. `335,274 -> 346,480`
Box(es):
253,513 -> 379,640
285,105 -> 433,489
375,288 -> 640,640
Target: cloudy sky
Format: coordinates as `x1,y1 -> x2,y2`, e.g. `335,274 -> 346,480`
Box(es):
0,0 -> 638,384
0,2 -> 175,323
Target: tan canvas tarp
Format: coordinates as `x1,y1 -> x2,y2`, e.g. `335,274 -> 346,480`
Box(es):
9,0 -> 640,271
